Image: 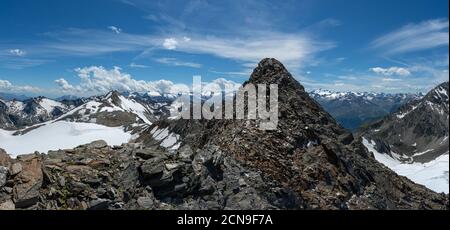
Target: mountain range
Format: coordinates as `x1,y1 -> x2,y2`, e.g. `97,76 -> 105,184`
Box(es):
1,87 -> 422,132
0,59 -> 448,210
310,89 -> 422,131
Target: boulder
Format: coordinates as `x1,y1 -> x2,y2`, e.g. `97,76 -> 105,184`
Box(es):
0,200 -> 15,210
137,196 -> 154,209
88,198 -> 110,210
12,155 -> 43,208
10,162 -> 23,176
87,140 -> 108,149
140,157 -> 165,178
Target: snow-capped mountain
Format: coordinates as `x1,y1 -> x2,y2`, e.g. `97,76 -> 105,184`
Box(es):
359,82 -> 449,193
0,91 -> 177,157
310,89 -> 422,130
0,97 -> 76,130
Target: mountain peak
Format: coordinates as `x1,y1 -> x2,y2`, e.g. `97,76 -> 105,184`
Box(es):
257,58 -> 286,70
248,58 -> 305,92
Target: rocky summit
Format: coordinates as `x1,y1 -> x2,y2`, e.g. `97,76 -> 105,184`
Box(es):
0,58 -> 448,210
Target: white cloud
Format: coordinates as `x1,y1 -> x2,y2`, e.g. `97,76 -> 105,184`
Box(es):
0,80 -> 13,89
304,59 -> 449,93
163,38 -> 178,50
8,49 -> 26,56
0,79 -> 42,93
107,26 -> 122,34
54,66 -> 239,96
371,19 -> 449,55
370,67 -> 411,76
55,78 -> 75,91
202,78 -> 242,93
168,33 -> 333,69
155,57 -> 202,68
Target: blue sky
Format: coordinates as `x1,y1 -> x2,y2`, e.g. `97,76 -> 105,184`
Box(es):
0,0 -> 448,97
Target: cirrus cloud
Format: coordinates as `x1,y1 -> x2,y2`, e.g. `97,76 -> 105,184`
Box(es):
370,66 -> 411,76
371,18 -> 449,55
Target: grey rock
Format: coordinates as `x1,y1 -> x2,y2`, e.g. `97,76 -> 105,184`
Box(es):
137,196 -> 154,209
10,163 -> 23,176
135,149 -> 166,160
87,140 -> 108,149
88,199 -> 111,210
2,186 -> 13,194
0,166 -> 8,188
140,157 -> 165,178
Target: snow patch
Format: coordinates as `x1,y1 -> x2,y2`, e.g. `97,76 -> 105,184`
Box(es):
362,138 -> 449,193
117,95 -> 152,125
0,121 -> 132,158
396,104 -> 419,119
150,126 -> 181,150
39,98 -> 65,114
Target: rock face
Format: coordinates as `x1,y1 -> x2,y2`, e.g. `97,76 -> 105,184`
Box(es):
0,58 -> 448,210
359,82 -> 449,163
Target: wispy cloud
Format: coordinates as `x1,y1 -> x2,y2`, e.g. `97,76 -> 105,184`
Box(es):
129,62 -> 149,68
107,26 -> 122,34
370,66 -> 411,76
155,33 -> 334,69
155,57 -> 202,68
1,27 -> 333,71
208,70 -> 251,77
371,18 -> 449,55
0,49 -> 49,69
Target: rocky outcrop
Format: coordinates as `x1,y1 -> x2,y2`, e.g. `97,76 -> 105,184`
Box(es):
0,140 -> 277,210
